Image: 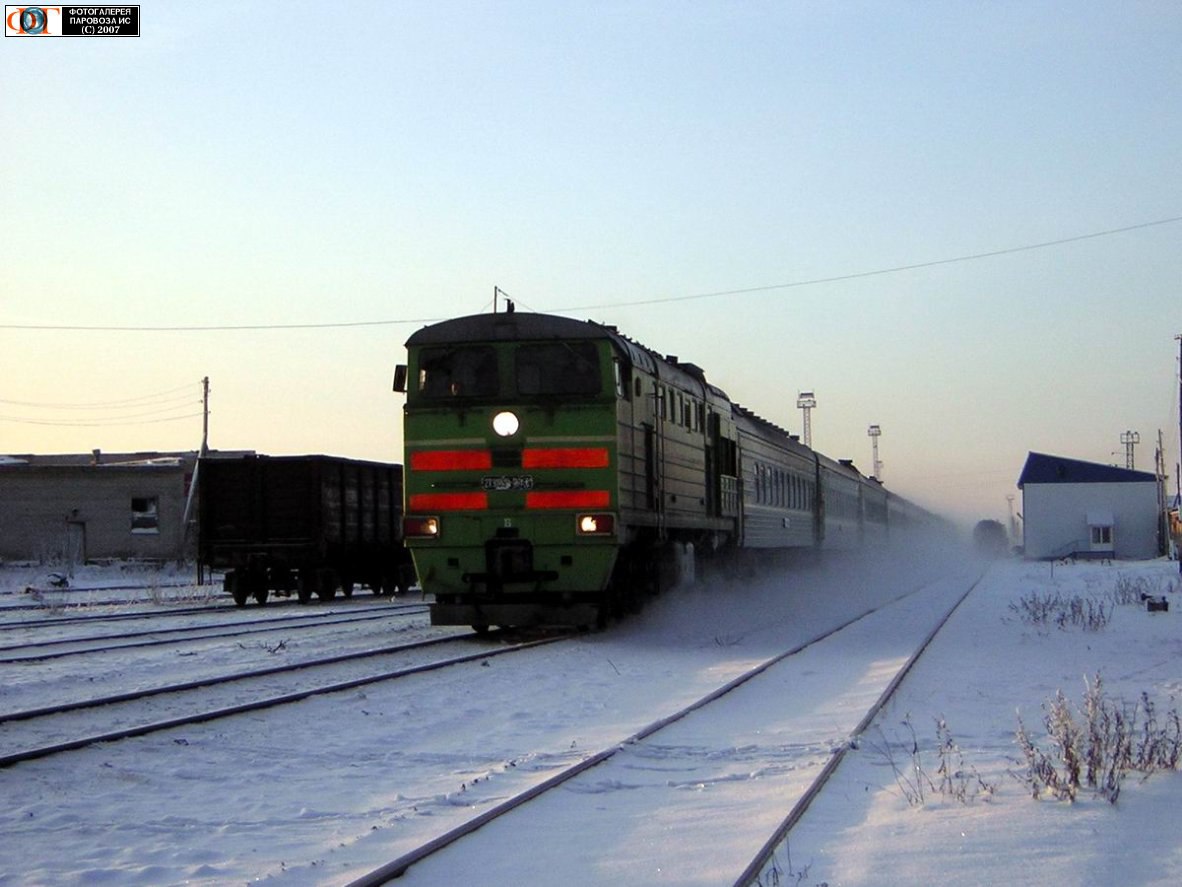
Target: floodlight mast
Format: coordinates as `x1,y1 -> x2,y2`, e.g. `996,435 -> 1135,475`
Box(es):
1121,430 -> 1140,470
868,424 -> 882,480
796,391 -> 816,448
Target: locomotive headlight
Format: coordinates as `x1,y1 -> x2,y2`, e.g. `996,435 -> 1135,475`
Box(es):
492,410 -> 520,437
576,513 -> 615,536
405,516 -> 441,538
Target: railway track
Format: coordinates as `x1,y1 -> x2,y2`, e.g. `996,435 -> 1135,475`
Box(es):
0,603 -> 428,663
0,600 -> 247,624
0,579 -> 224,612
344,570 -> 983,886
0,630 -> 568,768
0,586 -> 408,615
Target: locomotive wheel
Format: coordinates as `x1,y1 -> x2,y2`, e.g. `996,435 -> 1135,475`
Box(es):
253,585 -> 269,605
340,575 -> 355,599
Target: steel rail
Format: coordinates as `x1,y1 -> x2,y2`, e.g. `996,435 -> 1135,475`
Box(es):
0,628 -> 483,725
0,598 -> 399,629
730,572 -> 984,887
0,634 -> 566,768
344,575 -> 970,886
0,605 -> 427,662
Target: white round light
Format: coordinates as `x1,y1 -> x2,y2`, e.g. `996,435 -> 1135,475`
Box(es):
492,411 -> 520,437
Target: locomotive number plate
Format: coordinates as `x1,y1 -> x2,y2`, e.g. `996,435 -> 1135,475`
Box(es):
481,475 -> 535,492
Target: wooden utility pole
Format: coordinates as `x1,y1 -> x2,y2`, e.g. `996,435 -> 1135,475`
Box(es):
200,375 -> 210,456
1156,429 -> 1167,556
181,377 -> 209,566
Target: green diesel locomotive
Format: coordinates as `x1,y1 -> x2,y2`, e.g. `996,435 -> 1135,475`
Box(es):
395,308 -> 932,630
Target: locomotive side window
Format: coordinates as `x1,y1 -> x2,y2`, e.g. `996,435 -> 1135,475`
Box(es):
418,346 -> 499,398
516,342 -> 601,395
614,360 -> 631,400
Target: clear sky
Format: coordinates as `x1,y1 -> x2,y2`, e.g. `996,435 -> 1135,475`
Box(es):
3,1 -> 1180,529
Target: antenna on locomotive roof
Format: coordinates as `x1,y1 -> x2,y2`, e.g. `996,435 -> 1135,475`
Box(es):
494,285 -> 514,313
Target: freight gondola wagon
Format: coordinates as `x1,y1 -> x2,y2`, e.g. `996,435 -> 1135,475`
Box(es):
198,454 -> 414,605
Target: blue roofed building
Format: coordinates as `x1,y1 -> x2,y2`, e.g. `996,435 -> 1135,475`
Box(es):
1016,452 -> 1160,560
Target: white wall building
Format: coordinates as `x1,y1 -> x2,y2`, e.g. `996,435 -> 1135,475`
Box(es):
1017,452 -> 1159,560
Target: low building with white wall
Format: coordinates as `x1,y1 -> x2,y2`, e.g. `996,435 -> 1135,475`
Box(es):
1017,451 -> 1159,560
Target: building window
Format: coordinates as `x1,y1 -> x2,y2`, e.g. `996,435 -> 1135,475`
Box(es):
131,497 -> 159,534
1091,525 -> 1111,546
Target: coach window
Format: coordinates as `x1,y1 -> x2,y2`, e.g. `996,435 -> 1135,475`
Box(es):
131,497 -> 159,534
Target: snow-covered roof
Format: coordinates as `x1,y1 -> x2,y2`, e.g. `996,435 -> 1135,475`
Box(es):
1017,451 -> 1156,487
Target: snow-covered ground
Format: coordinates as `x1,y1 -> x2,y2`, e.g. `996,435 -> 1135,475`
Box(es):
781,555 -> 1182,887
0,548 -> 1179,886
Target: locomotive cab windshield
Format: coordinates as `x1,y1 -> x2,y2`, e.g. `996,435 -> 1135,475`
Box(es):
515,342 -> 600,396
411,341 -> 603,400
417,346 -> 499,398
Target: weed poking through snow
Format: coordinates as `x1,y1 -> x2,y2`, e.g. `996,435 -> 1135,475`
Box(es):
1014,673 -> 1182,804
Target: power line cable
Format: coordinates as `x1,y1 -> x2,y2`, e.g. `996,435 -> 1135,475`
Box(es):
0,317 -> 434,332
0,388 -> 198,411
1,215 -> 1178,332
0,381 -> 198,408
556,215 -> 1182,310
0,381 -> 202,427
0,412 -> 204,428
